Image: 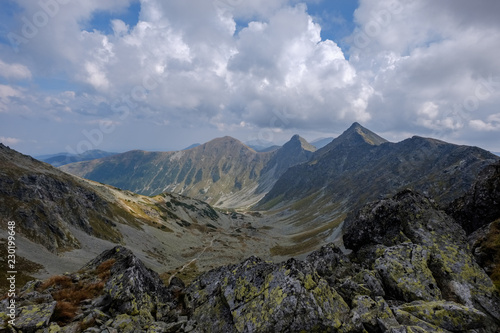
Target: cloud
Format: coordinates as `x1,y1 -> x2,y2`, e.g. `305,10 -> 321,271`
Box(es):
0,84 -> 24,113
470,114 -> 500,131
0,59 -> 32,80
2,0 -> 500,154
349,0 -> 500,137
0,136 -> 22,145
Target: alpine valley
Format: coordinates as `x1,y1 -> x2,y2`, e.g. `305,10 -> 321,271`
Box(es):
2,123 -> 500,332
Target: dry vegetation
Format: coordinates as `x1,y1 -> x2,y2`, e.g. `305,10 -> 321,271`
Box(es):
37,259 -> 116,324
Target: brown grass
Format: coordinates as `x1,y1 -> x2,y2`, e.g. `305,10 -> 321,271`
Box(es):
53,301 -> 79,323
40,275 -> 73,290
96,259 -> 116,280
37,258 -> 115,324
50,281 -> 105,324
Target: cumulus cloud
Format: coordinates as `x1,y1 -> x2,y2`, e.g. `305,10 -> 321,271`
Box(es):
349,0 -> 500,139
0,59 -> 32,80
0,136 -> 22,145
1,0 -> 500,153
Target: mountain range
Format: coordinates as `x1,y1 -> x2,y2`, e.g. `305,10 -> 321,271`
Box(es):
61,135 -> 317,208
61,123 -> 498,222
37,150 -> 117,167
259,123 -> 498,214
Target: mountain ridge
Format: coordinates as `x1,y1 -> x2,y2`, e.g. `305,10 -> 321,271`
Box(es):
257,124 -> 499,227
60,134 -> 317,208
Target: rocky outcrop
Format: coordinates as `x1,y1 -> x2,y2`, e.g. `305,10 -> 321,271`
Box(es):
3,190 -> 500,332
344,189 -> 500,330
446,161 -> 500,288
447,161 -> 500,234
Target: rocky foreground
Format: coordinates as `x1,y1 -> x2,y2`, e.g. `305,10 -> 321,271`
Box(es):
1,188 -> 499,332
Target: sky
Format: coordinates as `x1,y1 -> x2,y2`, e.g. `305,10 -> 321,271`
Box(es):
0,0 -> 500,156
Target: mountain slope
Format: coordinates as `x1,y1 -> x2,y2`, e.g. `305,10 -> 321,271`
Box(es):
61,137 -> 273,207
258,123 -> 499,220
61,135 -> 317,208
0,143 -> 276,280
310,137 -> 334,149
38,150 -> 117,167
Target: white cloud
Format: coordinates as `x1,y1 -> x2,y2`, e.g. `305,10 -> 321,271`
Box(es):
2,0 -> 500,153
0,136 -> 22,145
0,85 -> 24,112
470,114 -> 500,131
0,59 -> 32,80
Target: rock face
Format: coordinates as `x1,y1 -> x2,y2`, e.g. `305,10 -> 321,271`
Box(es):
447,161 -> 500,289
448,161 -> 500,234
2,190 -> 500,332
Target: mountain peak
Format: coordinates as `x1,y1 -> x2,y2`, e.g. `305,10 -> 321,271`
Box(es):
336,123 -> 388,147
201,136 -> 254,151
287,134 -> 317,152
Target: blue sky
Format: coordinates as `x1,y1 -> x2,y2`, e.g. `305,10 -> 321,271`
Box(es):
0,0 -> 499,155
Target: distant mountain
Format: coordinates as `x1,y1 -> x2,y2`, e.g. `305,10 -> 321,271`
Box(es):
310,137 -> 334,149
258,123 -> 499,220
61,135 -> 316,208
183,143 -> 201,150
258,135 -> 316,193
254,145 -> 281,152
245,138 -> 278,153
37,149 -> 117,167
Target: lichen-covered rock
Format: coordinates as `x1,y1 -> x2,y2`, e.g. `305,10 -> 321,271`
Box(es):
447,161 -> 500,234
187,256 -> 350,332
349,295 -> 401,332
14,301 -> 56,333
396,300 -> 489,332
374,244 -> 441,302
110,313 -> 143,333
306,243 -> 358,283
343,190 -> 500,327
81,246 -> 173,317
392,308 -> 450,332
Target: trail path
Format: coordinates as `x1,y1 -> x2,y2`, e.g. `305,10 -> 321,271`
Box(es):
168,237 -> 216,284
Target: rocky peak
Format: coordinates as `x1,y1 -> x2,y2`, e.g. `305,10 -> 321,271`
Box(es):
259,135 -> 316,183
198,136 -> 255,153
286,134 -> 317,152
319,122 -> 389,153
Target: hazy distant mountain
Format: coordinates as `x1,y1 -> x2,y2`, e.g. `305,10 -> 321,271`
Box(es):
258,123 -> 499,218
310,137 -> 334,149
253,145 -> 281,152
37,149 -> 117,167
245,138 -> 278,153
183,143 -> 201,150
61,135 -> 316,208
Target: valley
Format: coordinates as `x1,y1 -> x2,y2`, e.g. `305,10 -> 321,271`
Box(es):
58,122 -> 499,262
